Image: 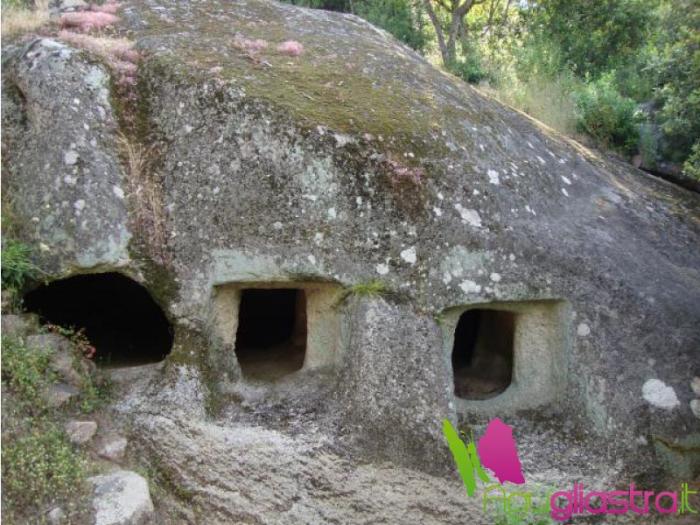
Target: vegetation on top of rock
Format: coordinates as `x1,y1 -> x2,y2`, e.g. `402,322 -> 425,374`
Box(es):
0,0 -> 50,38
4,0 -> 696,181
280,0 -> 700,183
284,0 -> 429,51
347,280 -> 390,297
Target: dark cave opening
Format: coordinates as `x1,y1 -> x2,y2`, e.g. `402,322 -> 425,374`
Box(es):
234,289 -> 307,380
23,272 -> 173,367
452,309 -> 515,400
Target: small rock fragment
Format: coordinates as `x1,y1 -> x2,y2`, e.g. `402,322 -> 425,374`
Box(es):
97,434 -> 128,461
65,420 -> 98,445
691,399 -> 700,420
52,0 -> 89,13
691,376 -> 700,396
63,150 -> 79,165
44,383 -> 79,408
47,506 -> 65,524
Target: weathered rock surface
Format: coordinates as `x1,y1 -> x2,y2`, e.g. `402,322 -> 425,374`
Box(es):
43,382 -> 79,407
65,420 -> 98,445
2,0 -> 699,522
96,433 -> 128,462
336,296 -> 454,472
2,38 -> 131,275
691,399 -> 700,420
26,332 -> 94,387
47,506 -> 66,524
89,470 -> 154,525
124,399 -> 620,525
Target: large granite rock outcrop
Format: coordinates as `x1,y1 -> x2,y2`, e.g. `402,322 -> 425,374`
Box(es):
2,1 -> 699,521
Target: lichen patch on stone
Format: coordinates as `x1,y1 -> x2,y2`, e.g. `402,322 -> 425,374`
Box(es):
642,379 -> 680,410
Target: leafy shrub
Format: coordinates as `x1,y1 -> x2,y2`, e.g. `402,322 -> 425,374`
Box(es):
650,0 -> 700,165
449,40 -> 489,84
522,0 -> 652,78
574,75 -> 641,155
355,0 -> 427,51
682,142 -> 700,181
283,0 -> 427,51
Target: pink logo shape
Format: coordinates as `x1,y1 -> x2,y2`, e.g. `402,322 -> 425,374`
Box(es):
477,417 -> 525,485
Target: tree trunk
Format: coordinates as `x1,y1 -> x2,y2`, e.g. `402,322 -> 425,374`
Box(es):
423,0 -> 450,64
423,0 -> 481,67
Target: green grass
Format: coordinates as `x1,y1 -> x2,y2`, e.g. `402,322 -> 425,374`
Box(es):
1,238 -> 41,292
347,280 -> 389,297
334,279 -> 392,307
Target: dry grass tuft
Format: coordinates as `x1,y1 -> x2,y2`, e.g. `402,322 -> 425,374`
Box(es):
277,40 -> 304,57
116,133 -> 168,263
480,74 -> 579,137
1,0 -> 50,38
57,30 -> 139,86
59,10 -> 119,32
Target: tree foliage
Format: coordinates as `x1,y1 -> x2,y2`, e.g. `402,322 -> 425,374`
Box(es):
651,0 -> 700,164
284,0 -> 428,50
523,0 -> 654,78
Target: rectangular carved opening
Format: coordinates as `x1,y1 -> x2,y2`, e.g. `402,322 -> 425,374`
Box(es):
234,289 -> 307,380
452,309 -> 515,400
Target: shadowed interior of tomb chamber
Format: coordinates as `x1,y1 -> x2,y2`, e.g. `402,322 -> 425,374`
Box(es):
452,309 -> 515,400
235,289 -> 307,380
24,273 -> 173,367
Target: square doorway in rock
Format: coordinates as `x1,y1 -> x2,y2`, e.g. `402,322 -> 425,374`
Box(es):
234,288 -> 307,381
441,300 -> 570,415
211,281 -> 344,383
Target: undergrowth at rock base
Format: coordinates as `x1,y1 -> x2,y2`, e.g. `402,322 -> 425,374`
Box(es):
1,331 -> 111,523
2,422 -> 87,521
